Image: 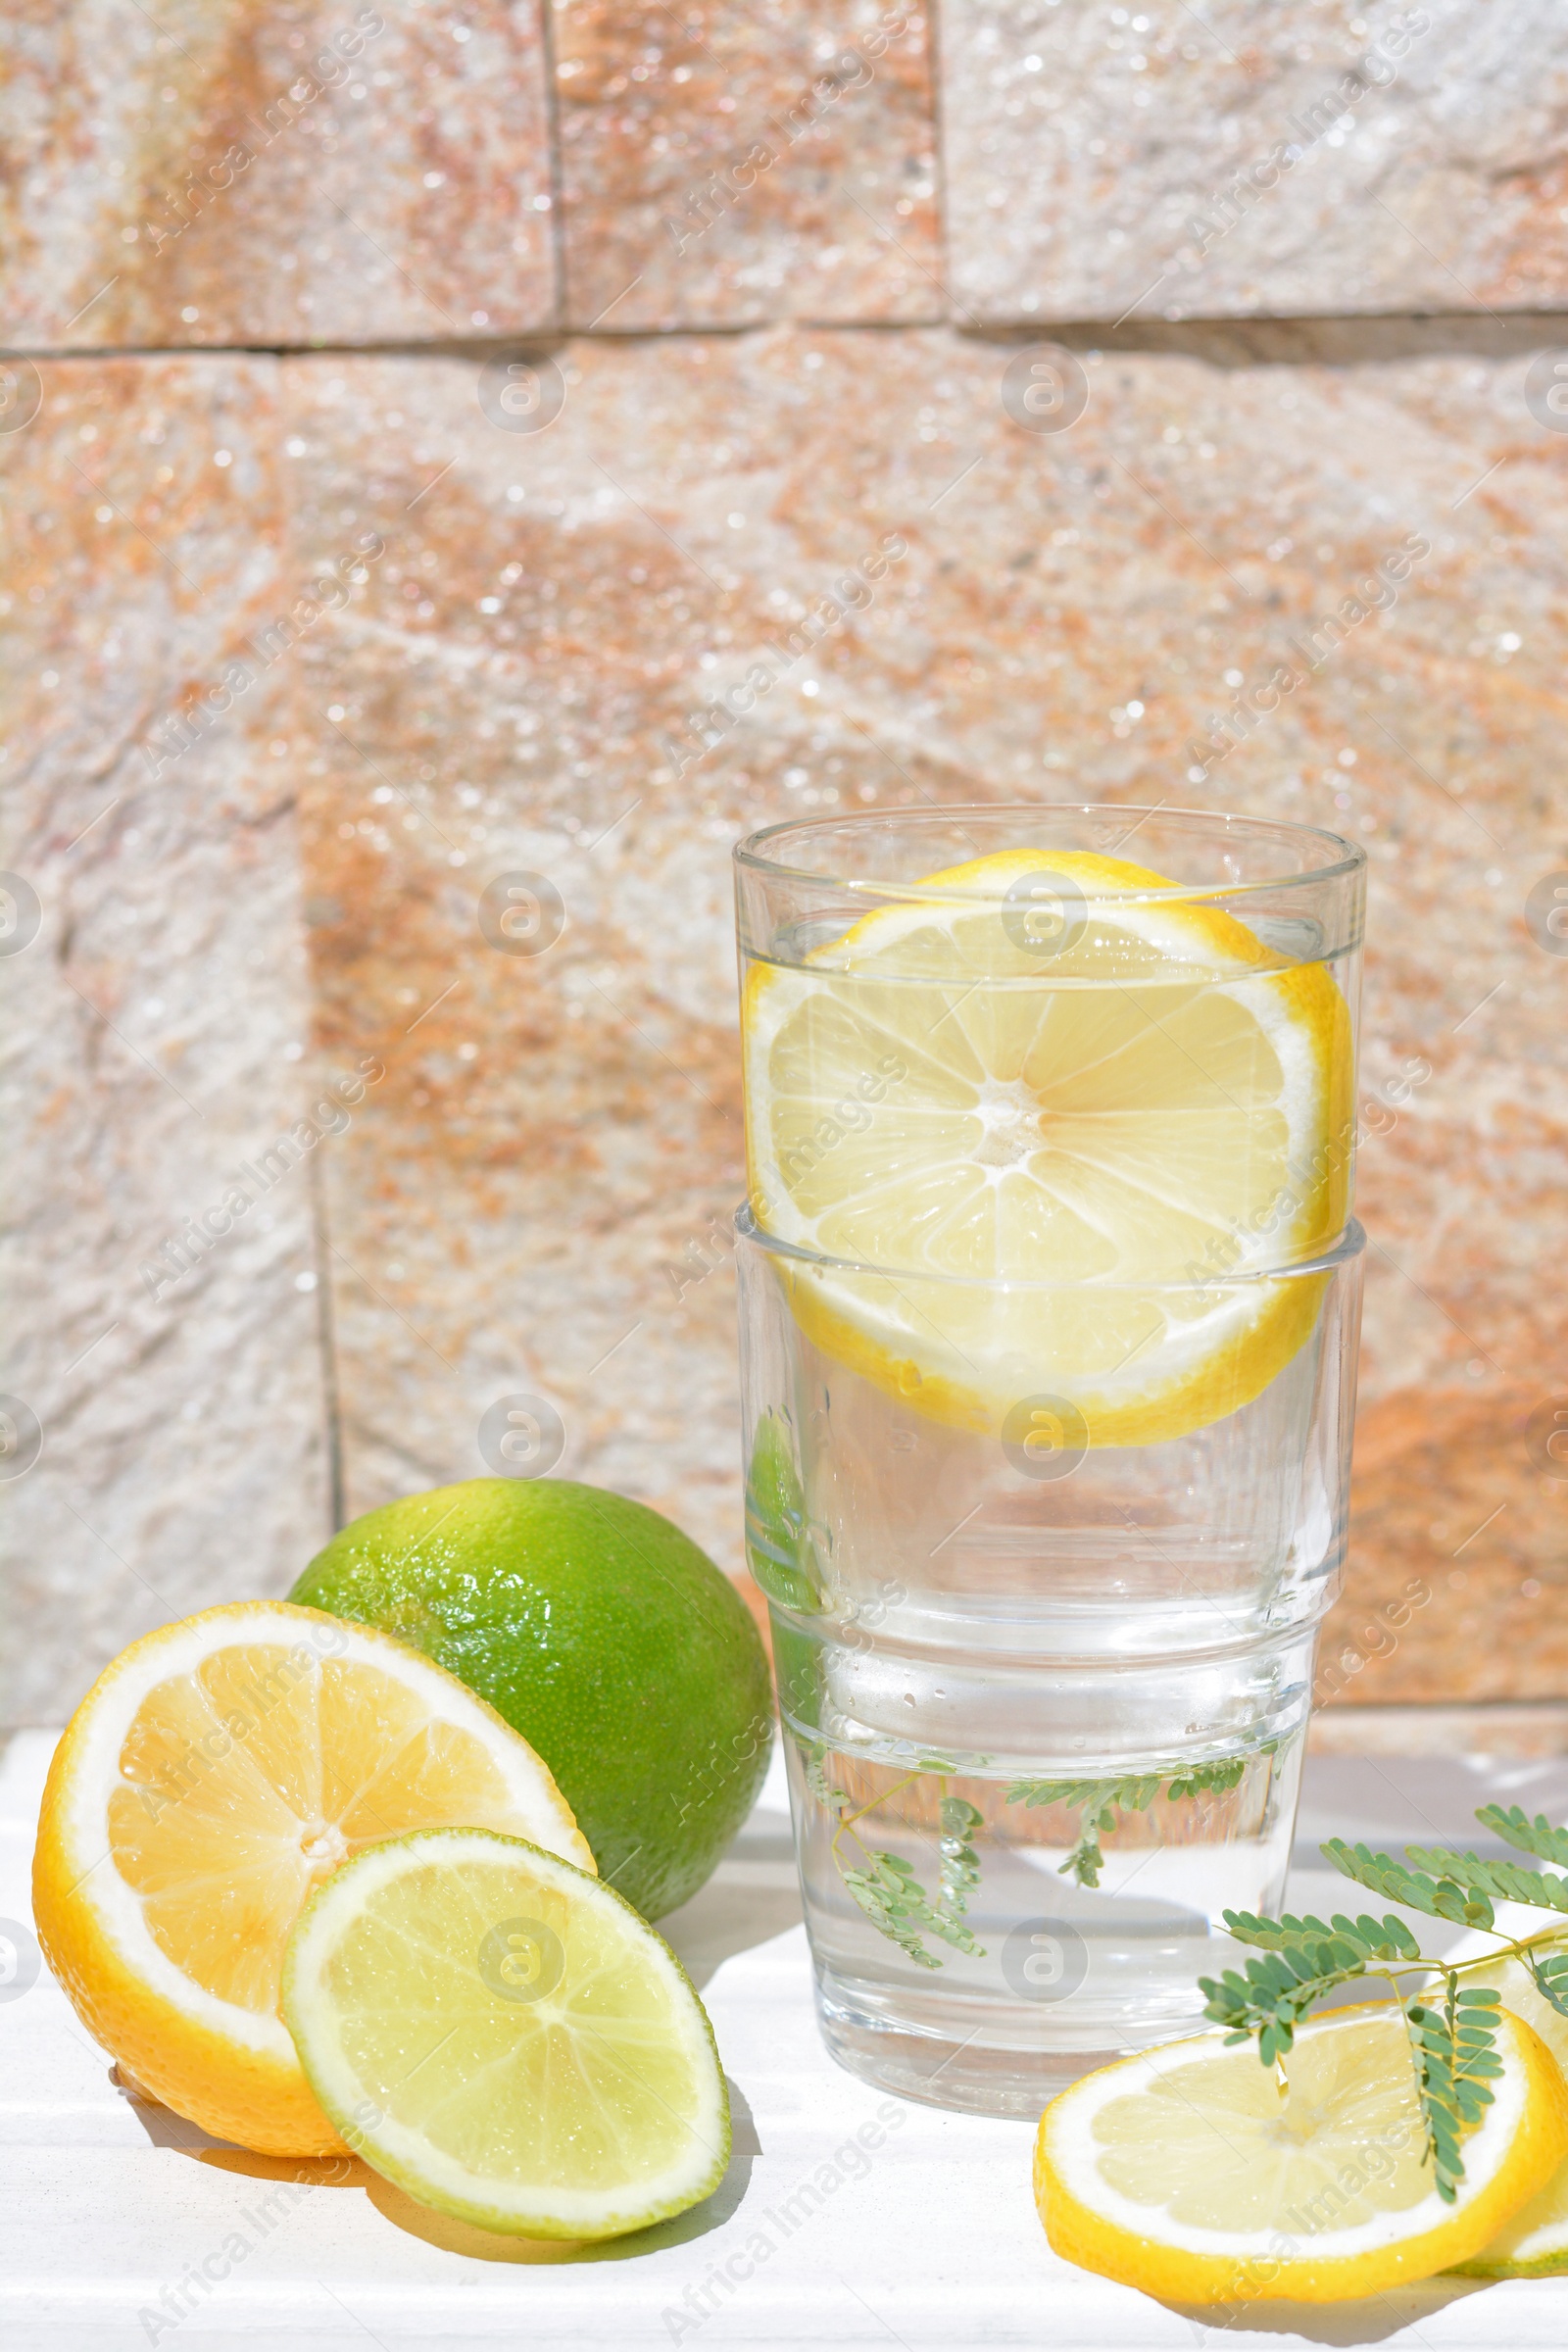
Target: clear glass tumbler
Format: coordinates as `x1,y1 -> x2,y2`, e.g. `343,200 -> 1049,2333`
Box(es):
732,806 -> 1367,2117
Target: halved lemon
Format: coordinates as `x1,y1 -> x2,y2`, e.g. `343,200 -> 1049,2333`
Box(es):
32,1601 -> 593,2155
1451,1946 -> 1568,2277
743,849 -> 1352,1446
1035,2002 -> 1568,2304
283,1827 -> 729,2238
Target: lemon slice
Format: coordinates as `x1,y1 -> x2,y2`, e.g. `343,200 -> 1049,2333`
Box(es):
32,1601 -> 593,2156
1451,1947 -> 1568,2276
744,849 -> 1352,1446
283,1827 -> 729,2239
1035,2002 -> 1568,2303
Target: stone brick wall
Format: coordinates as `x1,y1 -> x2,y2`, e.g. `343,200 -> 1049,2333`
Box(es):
3,0 -> 1565,1721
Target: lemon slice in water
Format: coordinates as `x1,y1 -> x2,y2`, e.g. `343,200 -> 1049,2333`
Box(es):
743,849 -> 1352,1446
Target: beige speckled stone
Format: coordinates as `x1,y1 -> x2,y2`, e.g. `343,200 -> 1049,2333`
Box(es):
556,1 -> 941,329
282,329 -> 1567,1705
942,0 -> 1568,323
0,1 -> 555,349
0,358 -> 333,1724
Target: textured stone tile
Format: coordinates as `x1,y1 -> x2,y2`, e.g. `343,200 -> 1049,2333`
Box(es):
1319,1386 -> 1568,1706
556,1 -> 940,328
0,357 -> 334,1724
0,1 -> 555,349
942,0 -> 1568,323
282,329 -> 1567,1711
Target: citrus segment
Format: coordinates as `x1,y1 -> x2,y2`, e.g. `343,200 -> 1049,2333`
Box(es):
33,1601 -> 592,2155
1035,2002 -> 1568,2303
1450,1948 -> 1568,2276
283,1827 -> 729,2239
744,849 -> 1352,1446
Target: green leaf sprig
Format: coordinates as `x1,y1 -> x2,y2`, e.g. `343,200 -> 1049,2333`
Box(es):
1007,1754 -> 1259,1888
1199,1804 -> 1568,2202
803,1740 -> 987,1970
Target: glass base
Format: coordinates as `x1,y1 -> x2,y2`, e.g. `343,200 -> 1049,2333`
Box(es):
815,1965 -> 1207,2120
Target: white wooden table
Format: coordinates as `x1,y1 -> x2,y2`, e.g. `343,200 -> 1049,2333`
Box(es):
6,1729 -> 1568,2350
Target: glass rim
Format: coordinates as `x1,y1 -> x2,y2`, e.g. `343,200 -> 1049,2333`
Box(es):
732,803 -> 1365,904
734,1202 -> 1365,1293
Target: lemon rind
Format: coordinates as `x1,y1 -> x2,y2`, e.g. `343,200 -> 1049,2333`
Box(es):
743,849 -> 1352,1448
1034,2003 -> 1568,2304
31,1601 -> 591,2157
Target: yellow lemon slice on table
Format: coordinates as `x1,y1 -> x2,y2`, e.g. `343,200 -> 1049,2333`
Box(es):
283,1827 -> 729,2239
1451,1945 -> 1568,2277
743,849 -> 1352,1447
1035,2002 -> 1568,2304
32,1601 -> 592,2156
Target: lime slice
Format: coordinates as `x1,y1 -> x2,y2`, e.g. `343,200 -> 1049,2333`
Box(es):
744,848 -> 1353,1446
282,1827 -> 729,2239
1036,2002 -> 1568,2303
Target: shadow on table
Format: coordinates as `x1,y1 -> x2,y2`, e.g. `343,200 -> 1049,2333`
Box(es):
1163,2276 -> 1493,2344
354,2077 -> 762,2266
112,2065 -> 364,2182
657,1822 -> 804,1992
118,2058 -> 764,2268
109,1836 -> 784,2278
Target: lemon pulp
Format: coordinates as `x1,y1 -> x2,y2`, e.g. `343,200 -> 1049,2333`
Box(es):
1035,2003 -> 1568,2303
32,1602 -> 590,2154
1451,1948 -> 1568,2276
743,850 -> 1352,1445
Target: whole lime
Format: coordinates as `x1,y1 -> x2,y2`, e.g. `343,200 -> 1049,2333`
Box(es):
289,1479 -> 773,1920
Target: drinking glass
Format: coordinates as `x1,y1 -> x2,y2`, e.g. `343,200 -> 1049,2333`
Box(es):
732,806 -> 1366,2117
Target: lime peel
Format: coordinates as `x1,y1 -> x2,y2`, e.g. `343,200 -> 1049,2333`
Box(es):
283,1827 -> 731,2240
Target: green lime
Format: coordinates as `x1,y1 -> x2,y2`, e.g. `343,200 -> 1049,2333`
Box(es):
744,1410 -> 823,1614
288,1479 -> 773,1920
